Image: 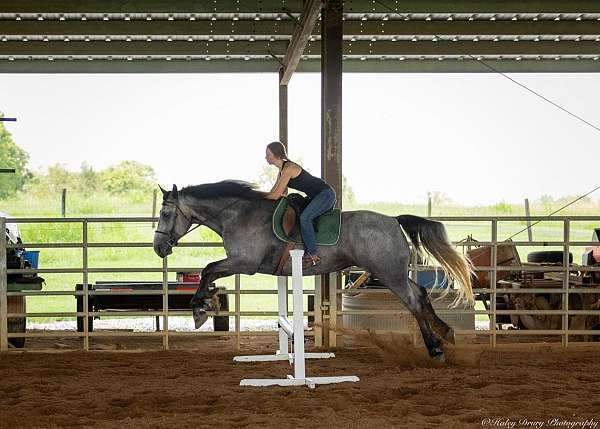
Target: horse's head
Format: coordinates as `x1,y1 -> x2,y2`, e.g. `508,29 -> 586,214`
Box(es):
153,184 -> 193,258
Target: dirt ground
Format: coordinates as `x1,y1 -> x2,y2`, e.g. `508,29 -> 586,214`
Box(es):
1,333 -> 600,429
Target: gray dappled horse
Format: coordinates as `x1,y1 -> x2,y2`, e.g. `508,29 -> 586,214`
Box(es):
153,181 -> 474,361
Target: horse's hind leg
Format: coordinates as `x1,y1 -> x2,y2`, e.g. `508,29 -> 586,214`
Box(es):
408,278 -> 456,345
378,269 -> 445,361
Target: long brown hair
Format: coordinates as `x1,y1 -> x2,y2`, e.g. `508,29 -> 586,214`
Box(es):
266,141 -> 288,160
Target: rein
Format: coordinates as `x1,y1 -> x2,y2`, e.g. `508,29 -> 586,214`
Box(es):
155,198 -> 239,246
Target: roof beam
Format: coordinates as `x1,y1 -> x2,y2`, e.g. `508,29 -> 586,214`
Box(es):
0,41 -> 289,56
3,20 -> 600,39
3,0 -> 600,14
333,40 -> 600,56
280,0 -> 322,85
344,0 -> 600,14
347,20 -> 600,36
0,0 -> 305,14
2,58 -> 600,74
2,40 -> 598,57
0,20 -> 297,37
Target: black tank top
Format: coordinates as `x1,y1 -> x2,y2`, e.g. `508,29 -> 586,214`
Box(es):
281,160 -> 332,199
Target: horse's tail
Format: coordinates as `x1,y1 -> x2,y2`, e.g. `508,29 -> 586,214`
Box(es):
396,214 -> 474,307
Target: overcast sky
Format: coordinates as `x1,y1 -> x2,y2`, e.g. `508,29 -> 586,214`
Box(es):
1,72 -> 599,205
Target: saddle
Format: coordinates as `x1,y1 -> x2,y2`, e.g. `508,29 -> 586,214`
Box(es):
273,194 -> 341,275
281,193 -> 311,241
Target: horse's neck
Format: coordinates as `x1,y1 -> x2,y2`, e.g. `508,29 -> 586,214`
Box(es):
182,195 -> 243,234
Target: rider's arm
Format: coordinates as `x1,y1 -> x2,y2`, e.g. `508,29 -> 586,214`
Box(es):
264,166 -> 293,200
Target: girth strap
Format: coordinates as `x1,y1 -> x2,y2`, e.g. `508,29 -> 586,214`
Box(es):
275,241 -> 297,276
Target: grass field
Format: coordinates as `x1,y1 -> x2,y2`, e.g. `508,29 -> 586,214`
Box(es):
3,190 -> 600,323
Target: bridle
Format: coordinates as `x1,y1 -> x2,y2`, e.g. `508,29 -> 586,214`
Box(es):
154,198 -> 239,247
154,201 -> 198,247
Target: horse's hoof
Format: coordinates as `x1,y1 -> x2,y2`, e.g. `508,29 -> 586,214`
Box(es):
432,353 -> 446,363
430,346 -> 445,363
193,307 -> 209,329
443,328 -> 456,345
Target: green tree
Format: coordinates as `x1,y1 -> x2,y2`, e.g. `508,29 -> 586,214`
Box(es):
556,194 -> 591,206
24,163 -> 75,196
78,162 -> 100,195
0,116 -> 30,198
491,200 -> 514,214
254,164 -> 279,191
538,194 -> 554,213
100,160 -> 156,195
342,175 -> 356,207
428,191 -> 452,206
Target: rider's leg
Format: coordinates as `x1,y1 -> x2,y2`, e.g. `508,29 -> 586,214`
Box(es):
299,188 -> 336,261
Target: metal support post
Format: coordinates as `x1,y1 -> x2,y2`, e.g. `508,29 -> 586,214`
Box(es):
313,275 -> 323,347
234,273 -> 241,352
321,0 -> 343,204
279,67 -> 288,148
162,255 -> 169,350
524,198 -> 533,242
82,220 -> 89,351
152,189 -> 158,229
563,219 -> 570,347
0,217 -> 7,351
61,188 -> 67,218
491,219 -> 498,347
328,272 -> 339,347
320,0 -> 343,349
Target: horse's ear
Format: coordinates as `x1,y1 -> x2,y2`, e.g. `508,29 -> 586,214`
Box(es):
159,185 -> 168,196
171,184 -> 178,199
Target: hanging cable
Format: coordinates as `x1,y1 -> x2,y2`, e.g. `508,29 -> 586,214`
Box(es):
507,184 -> 600,240
373,0 -> 600,134
370,1 -> 600,238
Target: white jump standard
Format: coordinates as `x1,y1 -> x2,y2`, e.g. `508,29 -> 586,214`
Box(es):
233,249 -> 359,388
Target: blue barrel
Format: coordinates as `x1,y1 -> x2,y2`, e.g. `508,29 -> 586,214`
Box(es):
23,250 -> 40,269
417,269 -> 448,288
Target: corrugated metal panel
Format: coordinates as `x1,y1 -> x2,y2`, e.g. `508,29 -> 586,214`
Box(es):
0,1 -> 599,73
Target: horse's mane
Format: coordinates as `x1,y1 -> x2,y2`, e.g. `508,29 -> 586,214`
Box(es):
181,180 -> 264,200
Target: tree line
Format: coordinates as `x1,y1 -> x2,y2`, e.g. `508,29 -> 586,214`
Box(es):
1,117 -> 358,205
0,116 -> 157,199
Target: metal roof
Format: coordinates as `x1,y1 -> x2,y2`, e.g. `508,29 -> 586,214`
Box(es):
1,0 -> 600,73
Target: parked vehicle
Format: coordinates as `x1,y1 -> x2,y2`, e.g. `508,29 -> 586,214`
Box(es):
2,211 -> 44,348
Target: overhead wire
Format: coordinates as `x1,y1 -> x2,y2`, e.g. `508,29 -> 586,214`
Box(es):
373,0 -> 600,134
372,0 -> 600,236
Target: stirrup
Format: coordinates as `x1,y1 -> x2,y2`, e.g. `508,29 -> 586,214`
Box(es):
302,255 -> 321,269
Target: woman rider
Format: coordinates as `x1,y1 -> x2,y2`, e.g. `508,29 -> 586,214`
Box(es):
263,141 -> 336,269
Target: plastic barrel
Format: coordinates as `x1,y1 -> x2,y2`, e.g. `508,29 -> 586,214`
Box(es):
23,250 -> 40,269
342,289 -> 474,345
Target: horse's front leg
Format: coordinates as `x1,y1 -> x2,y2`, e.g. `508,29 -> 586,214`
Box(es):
190,259 -> 237,329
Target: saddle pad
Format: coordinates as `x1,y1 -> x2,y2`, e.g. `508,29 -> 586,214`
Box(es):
272,197 -> 341,246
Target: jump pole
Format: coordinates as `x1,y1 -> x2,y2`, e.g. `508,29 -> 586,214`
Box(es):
234,249 -> 359,388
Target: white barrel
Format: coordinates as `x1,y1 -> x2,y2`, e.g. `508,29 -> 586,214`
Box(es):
342,289 -> 474,345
